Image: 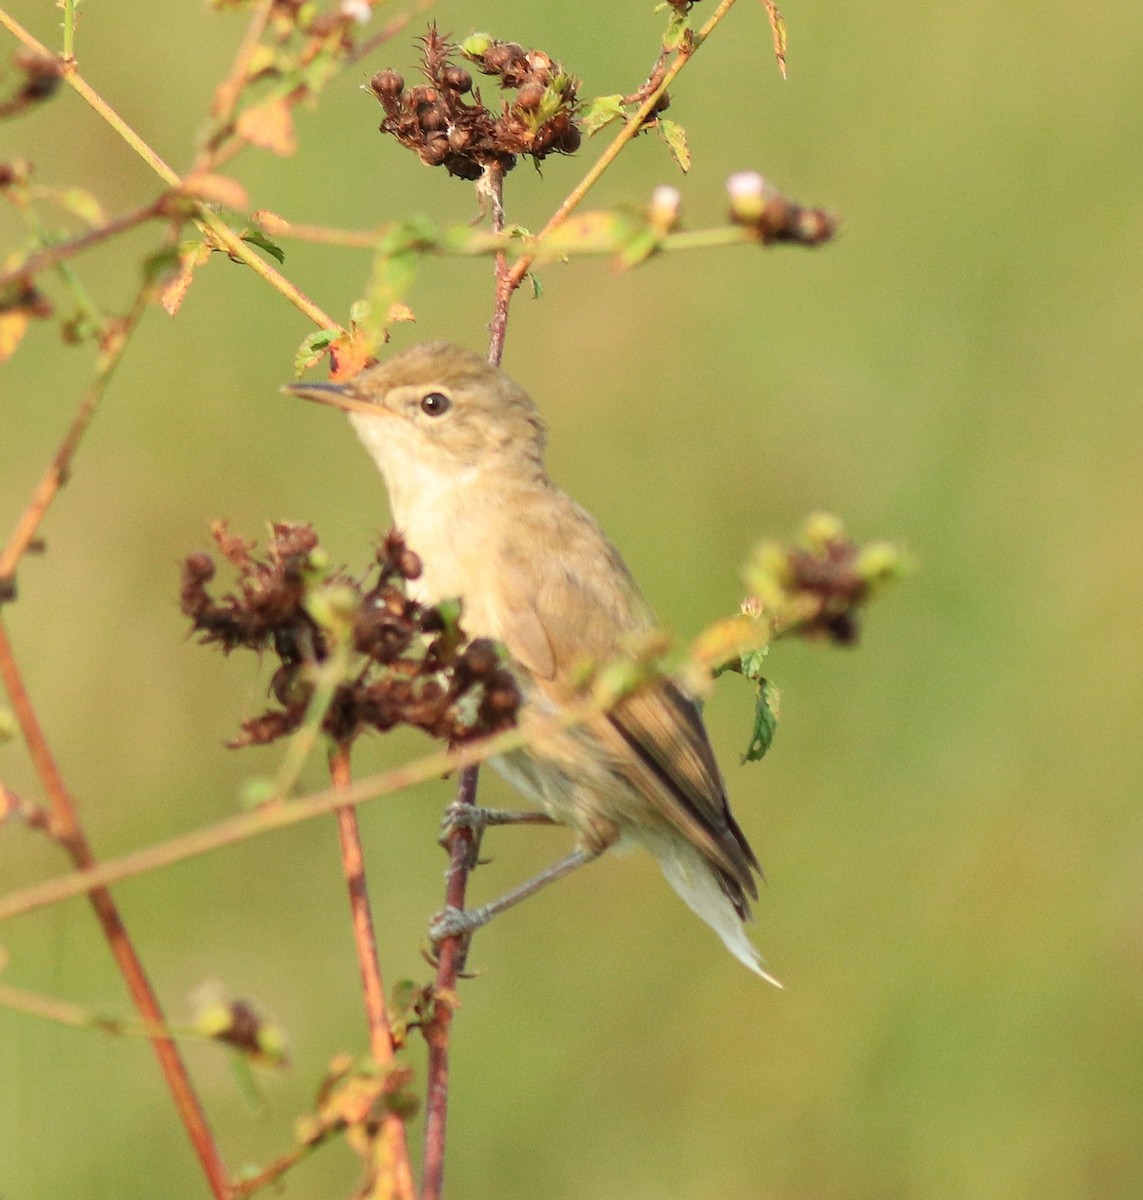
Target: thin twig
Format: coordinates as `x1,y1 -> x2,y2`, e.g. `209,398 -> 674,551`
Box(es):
485,164 -> 510,367
421,156 -> 512,1199
0,282 -> 151,597
230,1140 -> 328,1200
0,695 -> 607,924
329,744 -> 416,1200
503,0 -> 742,298
0,199 -> 167,295
0,616 -> 231,1200
205,0 -> 274,132
422,762 -> 480,1200
0,9 -> 336,330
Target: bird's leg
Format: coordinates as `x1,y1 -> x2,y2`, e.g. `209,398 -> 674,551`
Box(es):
438,802 -> 557,843
429,845 -> 603,946
438,801 -> 558,869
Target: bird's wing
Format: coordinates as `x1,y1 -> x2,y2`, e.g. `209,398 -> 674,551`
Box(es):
491,495 -> 759,903
603,680 -> 760,904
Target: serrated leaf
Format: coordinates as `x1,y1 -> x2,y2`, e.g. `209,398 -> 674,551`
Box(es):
239,228 -> 286,264
294,328 -> 338,373
158,241 -> 212,317
657,118 -> 692,173
386,301 -> 416,324
663,11 -> 692,51
580,94 -> 626,136
743,677 -> 780,763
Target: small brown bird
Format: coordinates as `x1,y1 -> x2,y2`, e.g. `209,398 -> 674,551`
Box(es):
287,342 -> 776,981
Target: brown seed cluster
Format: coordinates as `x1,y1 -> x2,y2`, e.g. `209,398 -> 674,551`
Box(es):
784,536 -> 869,645
727,173 -> 837,247
181,522 -> 520,750
370,25 -> 581,180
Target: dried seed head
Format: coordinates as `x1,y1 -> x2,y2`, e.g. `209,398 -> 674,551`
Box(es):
370,69 -> 404,99
557,123 -> 582,153
441,65 -> 472,93
421,134 -> 449,165
514,81 -> 545,111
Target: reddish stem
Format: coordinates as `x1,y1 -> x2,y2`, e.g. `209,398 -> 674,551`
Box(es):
0,615 -> 231,1199
329,744 -> 416,1200
421,763 -> 481,1200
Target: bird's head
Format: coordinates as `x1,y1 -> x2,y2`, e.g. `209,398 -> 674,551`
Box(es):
285,342 -> 548,487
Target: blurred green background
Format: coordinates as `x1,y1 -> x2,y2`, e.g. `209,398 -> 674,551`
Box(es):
2,1 -> 1142,1197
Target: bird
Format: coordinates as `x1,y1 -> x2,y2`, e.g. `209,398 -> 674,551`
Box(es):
286,341 -> 777,982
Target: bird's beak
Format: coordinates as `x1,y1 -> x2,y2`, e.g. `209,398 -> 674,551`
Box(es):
281,380 -> 386,419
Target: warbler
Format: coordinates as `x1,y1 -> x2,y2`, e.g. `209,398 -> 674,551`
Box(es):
287,342 -> 776,982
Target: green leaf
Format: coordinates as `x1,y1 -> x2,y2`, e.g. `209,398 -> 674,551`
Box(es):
662,11 -> 692,51
57,187 -> 107,227
656,119 -> 692,173
227,1051 -> 267,1114
617,225 -> 661,269
743,677 -> 780,763
239,228 -> 286,264
529,272 -> 542,299
140,245 -> 181,285
293,328 -> 338,374
376,216 -> 441,256
580,94 -> 626,136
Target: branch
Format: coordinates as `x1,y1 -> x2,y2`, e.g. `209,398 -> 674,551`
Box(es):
329,745 -> 416,1200
421,763 -> 480,1200
503,0 -> 743,296
0,281 -> 152,598
0,8 -> 337,330
0,615 -> 231,1200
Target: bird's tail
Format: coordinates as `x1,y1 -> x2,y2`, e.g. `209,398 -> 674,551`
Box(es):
650,835 -> 783,987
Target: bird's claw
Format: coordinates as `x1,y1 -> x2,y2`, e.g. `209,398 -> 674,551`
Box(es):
438,802 -> 488,846
428,904 -> 476,943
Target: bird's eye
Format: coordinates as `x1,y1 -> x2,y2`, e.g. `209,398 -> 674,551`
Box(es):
420,391 -> 451,417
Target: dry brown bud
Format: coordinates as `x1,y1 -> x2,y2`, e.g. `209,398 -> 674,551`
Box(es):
447,126 -> 473,152
421,135 -> 449,166
515,81 -> 545,111
370,69 -> 404,98
557,123 -> 582,153
441,65 -> 472,93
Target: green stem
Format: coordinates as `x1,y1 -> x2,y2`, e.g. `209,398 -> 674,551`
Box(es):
61,0 -> 78,60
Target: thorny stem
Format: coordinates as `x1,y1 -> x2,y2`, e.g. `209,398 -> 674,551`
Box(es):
0,281 -> 152,598
0,616 -> 231,1200
329,745 -> 416,1200
422,763 -> 481,1200
504,0 -> 741,297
